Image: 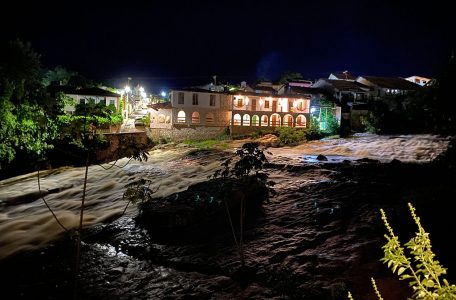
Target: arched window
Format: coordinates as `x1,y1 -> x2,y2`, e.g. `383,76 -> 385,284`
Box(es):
283,114 -> 293,127
296,114 -> 307,127
192,111 -> 200,123
261,115 -> 268,126
242,114 -> 250,126
233,113 -> 241,125
177,110 -> 186,123
271,113 -> 281,127
205,112 -> 214,124
252,115 -> 259,126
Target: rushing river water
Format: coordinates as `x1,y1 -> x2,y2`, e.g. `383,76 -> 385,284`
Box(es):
0,134 -> 453,299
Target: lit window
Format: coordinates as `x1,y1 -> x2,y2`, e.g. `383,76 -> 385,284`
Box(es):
205,112 -> 214,123
192,111 -> 200,123
264,101 -> 270,108
177,110 -> 186,123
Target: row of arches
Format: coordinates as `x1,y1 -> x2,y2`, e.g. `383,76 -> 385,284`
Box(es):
233,113 -> 307,127
177,111 -> 215,124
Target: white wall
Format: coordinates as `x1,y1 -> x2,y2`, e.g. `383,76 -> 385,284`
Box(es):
63,94 -> 119,113
170,90 -> 221,109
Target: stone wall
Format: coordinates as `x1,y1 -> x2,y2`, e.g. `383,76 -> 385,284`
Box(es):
96,131 -> 150,162
146,126 -> 227,142
231,125 -> 276,137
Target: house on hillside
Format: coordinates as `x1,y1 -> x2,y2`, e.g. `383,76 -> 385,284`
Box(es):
313,79 -> 371,132
312,79 -> 371,105
405,75 -> 432,86
48,85 -> 121,114
356,76 -> 420,98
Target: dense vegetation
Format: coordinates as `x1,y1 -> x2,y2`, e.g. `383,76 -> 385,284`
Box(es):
0,39 -> 123,177
361,57 -> 456,134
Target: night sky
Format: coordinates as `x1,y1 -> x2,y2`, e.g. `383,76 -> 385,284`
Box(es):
2,0 -> 454,92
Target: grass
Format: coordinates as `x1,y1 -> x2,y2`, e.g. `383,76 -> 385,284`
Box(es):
183,139 -> 230,152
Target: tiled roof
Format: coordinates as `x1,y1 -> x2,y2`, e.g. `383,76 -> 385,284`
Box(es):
360,76 -> 420,90
149,102 -> 172,110
170,87 -> 227,94
48,86 -> 120,97
254,86 -> 276,92
325,79 -> 371,92
330,72 -> 356,80
233,91 -> 309,99
288,86 -> 326,95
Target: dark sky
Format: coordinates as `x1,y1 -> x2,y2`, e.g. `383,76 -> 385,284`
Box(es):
2,0 -> 454,92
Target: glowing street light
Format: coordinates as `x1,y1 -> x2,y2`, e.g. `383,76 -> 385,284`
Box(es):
161,91 -> 167,97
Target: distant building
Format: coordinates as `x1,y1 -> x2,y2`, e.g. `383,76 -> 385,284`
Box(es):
405,75 -> 432,86
312,79 -> 371,104
48,85 -> 121,114
356,76 -> 420,98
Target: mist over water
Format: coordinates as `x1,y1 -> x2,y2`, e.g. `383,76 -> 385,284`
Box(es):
0,134 -> 450,260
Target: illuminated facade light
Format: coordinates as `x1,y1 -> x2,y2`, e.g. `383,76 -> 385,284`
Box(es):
310,107 -> 317,113
139,87 -> 145,92
124,86 -> 131,93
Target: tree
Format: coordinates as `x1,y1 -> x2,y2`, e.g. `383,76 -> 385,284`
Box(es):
0,39 -> 42,105
68,74 -> 93,88
0,41 -> 56,166
278,71 -> 304,84
42,66 -> 77,87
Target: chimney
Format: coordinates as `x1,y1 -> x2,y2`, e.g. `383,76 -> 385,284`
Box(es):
240,81 -> 247,89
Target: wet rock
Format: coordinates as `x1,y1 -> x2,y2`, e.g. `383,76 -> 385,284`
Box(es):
390,158 -> 402,165
256,134 -> 280,147
356,157 -> 380,163
136,176 -> 270,243
316,154 -> 328,161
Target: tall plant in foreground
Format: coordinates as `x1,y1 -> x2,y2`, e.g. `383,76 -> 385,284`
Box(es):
212,142 -> 271,267
349,203 -> 456,299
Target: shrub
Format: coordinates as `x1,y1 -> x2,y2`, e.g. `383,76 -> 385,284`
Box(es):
274,127 -> 306,146
305,116 -> 324,140
141,114 -> 151,127
349,203 -> 456,299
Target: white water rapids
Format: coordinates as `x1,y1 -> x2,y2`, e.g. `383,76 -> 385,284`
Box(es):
0,134 -> 450,260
